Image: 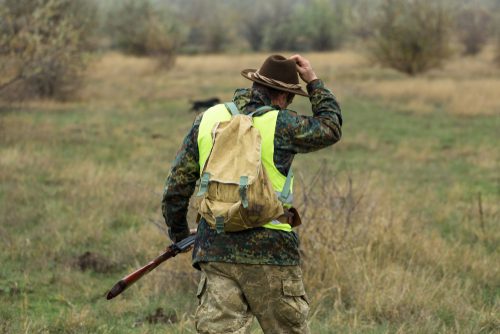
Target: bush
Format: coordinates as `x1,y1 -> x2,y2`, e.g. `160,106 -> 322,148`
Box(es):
258,0 -> 302,51
259,0 -> 346,52
369,0 -> 453,75
298,0 -> 346,51
239,1 -> 274,51
456,7 -> 492,56
179,0 -> 235,54
496,38 -> 500,67
107,0 -> 183,67
0,0 -> 96,100
495,18 -> 500,67
349,0 -> 378,40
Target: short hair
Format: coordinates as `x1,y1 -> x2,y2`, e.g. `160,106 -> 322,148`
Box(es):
252,82 -> 294,104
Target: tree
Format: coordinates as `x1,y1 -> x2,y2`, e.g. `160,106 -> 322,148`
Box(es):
497,43 -> 500,67
299,0 -> 346,51
369,0 -> 453,75
349,0 -> 380,40
166,0 -> 234,54
239,1 -> 274,51
496,19 -> 500,66
262,0 -> 301,51
456,7 -> 493,55
0,0 -> 97,100
107,0 -> 183,67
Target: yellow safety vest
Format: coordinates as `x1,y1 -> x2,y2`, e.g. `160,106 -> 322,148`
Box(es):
197,103 -> 293,232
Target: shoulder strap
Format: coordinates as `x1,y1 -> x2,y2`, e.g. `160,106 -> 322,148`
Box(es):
226,102 -> 275,117
225,102 -> 239,116
255,105 -> 274,113
224,101 -> 292,202
249,105 -> 274,117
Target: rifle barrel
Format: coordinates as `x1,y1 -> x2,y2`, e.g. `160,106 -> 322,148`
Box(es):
106,235 -> 196,300
106,249 -> 175,300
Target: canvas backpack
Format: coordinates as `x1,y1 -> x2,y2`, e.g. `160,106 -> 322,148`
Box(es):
196,102 -> 291,233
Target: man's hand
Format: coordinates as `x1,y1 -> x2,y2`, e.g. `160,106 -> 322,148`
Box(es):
289,54 -> 318,84
168,227 -> 198,243
168,228 -> 190,243
167,228 -> 197,253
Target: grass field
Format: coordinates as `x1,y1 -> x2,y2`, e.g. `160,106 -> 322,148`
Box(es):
1,50 -> 499,333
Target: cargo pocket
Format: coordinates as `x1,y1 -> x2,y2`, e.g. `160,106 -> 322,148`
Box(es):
196,273 -> 207,305
195,273 -> 209,332
277,278 -> 310,327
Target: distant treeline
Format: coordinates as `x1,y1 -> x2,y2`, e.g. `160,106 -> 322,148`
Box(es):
1,0 -> 500,100
98,0 -> 500,54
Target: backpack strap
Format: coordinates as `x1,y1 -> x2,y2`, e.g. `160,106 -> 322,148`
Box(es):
249,105 -> 274,117
196,172 -> 211,196
226,102 -> 274,117
225,102 -> 240,116
278,168 -> 293,203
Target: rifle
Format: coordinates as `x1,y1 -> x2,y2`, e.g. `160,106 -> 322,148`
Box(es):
106,234 -> 196,300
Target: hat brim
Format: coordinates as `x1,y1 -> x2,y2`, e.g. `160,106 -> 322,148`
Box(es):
241,69 -> 309,97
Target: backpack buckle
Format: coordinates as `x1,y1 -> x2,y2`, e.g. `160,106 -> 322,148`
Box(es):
239,176 -> 249,208
215,216 -> 225,234
196,172 -> 210,196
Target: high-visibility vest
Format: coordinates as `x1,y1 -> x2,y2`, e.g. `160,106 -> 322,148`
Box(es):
197,104 -> 293,232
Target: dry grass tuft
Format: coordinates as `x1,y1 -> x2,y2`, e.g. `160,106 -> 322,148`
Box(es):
355,78 -> 500,115
75,47 -> 500,116
333,46 -> 500,116
295,166 -> 499,331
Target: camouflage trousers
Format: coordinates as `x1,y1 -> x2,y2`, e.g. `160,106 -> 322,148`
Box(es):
195,262 -> 310,334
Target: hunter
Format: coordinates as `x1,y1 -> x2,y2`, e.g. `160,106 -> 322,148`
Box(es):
162,54 -> 342,333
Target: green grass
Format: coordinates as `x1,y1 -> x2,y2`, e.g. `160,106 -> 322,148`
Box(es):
1,74 -> 499,332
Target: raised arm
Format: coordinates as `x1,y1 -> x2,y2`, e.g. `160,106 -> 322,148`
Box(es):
281,55 -> 342,153
161,115 -> 202,242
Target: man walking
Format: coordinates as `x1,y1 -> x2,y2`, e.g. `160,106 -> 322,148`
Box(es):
162,54 -> 342,333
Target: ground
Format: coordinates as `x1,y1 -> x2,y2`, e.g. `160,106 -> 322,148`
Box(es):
0,49 -> 499,333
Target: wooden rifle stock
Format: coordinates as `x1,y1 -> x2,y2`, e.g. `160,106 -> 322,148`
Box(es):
106,235 -> 196,300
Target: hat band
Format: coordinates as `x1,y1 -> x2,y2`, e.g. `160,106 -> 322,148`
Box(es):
253,71 -> 301,90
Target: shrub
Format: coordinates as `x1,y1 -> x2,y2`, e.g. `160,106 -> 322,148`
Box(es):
261,0 -> 301,51
170,0 -> 237,54
496,38 -> 500,67
369,0 -> 453,75
456,7 -> 492,56
496,18 -> 500,67
349,0 -> 378,40
298,0 -> 346,51
239,1 -> 274,51
0,0 -> 96,100
107,0 -> 182,67
260,0 -> 346,52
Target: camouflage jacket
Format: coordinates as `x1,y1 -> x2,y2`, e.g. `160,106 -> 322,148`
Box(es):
162,79 -> 342,268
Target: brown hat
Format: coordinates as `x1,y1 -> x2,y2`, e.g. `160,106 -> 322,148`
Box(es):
241,55 -> 308,97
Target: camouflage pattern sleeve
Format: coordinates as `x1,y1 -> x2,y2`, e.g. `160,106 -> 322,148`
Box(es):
279,79 -> 342,153
161,114 -> 202,242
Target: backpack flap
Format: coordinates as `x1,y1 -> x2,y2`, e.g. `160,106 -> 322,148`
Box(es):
205,117 -> 261,184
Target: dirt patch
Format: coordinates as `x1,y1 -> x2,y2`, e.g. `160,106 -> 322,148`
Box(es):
144,308 -> 178,325
76,251 -> 114,273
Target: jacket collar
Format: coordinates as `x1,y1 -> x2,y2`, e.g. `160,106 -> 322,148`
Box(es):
232,88 -> 282,115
